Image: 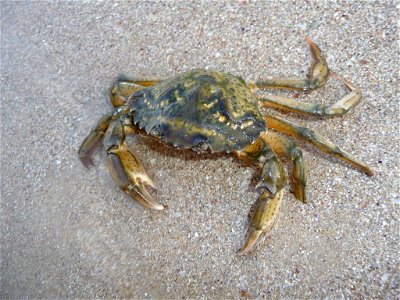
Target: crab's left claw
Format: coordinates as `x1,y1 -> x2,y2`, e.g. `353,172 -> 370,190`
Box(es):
239,189 -> 284,254
237,138 -> 287,254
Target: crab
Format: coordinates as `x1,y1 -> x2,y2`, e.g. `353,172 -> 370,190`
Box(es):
79,37 -> 373,253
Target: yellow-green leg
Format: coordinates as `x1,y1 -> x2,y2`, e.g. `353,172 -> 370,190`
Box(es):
262,132 -> 307,203
266,115 -> 374,176
235,135 -> 287,254
104,115 -> 164,210
249,36 -> 329,92
258,73 -> 362,117
110,77 -> 162,107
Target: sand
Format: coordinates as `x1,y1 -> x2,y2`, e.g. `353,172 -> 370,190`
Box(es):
1,1 -> 399,298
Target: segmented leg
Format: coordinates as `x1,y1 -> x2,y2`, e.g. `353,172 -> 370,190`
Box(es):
258,73 -> 362,117
235,136 -> 287,254
266,115 -> 374,176
249,36 -> 329,92
104,115 -> 164,210
110,78 -> 162,107
262,132 -> 307,203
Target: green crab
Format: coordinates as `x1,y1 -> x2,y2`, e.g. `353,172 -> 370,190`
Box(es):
79,37 -> 373,253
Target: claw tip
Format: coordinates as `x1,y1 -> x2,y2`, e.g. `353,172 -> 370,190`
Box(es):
80,156 -> 94,169
154,204 -> 166,210
239,227 -> 263,255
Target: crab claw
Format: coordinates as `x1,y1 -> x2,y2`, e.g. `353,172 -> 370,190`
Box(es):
239,189 -> 284,254
79,131 -> 103,167
102,117 -> 164,210
79,115 -> 114,168
126,184 -> 164,211
107,144 -> 164,210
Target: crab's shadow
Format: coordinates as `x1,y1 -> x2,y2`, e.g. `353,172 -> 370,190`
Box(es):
133,135 -> 263,188
137,135 -> 228,161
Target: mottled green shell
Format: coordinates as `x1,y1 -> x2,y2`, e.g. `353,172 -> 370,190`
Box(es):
130,69 -> 266,152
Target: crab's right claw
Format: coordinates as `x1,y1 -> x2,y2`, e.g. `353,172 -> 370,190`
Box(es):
79,115 -> 114,168
103,118 -> 164,210
79,131 -> 103,167
239,190 -> 284,254
107,144 -> 164,211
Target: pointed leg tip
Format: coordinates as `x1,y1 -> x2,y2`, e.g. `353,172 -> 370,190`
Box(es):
294,186 -> 307,203
331,71 -> 359,91
304,35 -> 317,47
154,204 -> 166,211
304,35 -> 313,43
237,245 -> 251,255
237,248 -> 247,255
303,36 -> 324,62
152,200 -> 167,211
239,227 -> 263,255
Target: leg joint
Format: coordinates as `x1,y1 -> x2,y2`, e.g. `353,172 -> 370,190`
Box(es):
299,127 -> 316,141
290,146 -> 303,161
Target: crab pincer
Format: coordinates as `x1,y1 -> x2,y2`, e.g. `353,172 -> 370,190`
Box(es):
78,115 -> 113,167
104,118 -> 164,210
236,135 -> 287,254
239,190 -> 284,254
